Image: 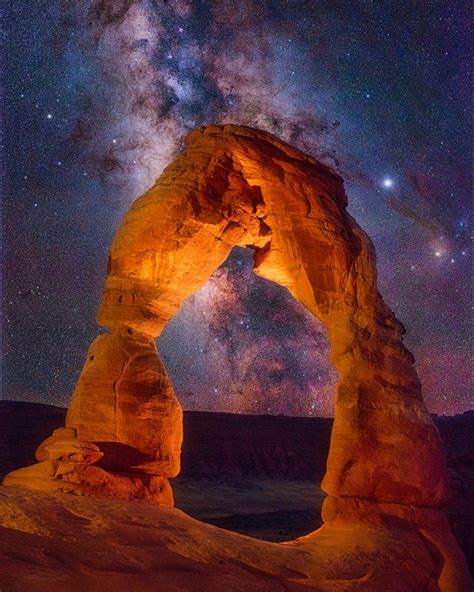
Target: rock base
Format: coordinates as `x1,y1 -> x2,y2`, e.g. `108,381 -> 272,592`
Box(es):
2,428 -> 173,507
0,487 -> 471,592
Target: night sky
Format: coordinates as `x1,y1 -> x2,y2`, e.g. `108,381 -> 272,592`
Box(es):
3,1 -> 472,416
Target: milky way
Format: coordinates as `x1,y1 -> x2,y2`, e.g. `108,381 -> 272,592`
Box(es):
3,1 -> 472,416
158,248 -> 338,417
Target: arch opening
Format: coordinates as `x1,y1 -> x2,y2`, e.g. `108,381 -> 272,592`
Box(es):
157,245 -> 338,540
157,246 -> 338,417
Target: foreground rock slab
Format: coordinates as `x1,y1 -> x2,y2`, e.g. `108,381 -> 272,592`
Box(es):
0,487 -> 471,592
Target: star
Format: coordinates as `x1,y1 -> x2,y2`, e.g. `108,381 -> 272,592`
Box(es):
382,177 -> 394,188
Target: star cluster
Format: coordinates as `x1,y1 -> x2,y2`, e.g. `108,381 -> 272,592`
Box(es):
2,1 -> 472,416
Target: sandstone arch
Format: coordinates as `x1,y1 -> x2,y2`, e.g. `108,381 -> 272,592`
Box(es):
4,125 -> 470,589
4,123 -> 450,504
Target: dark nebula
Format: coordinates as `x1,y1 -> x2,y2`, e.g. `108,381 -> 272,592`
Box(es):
2,1 -> 472,416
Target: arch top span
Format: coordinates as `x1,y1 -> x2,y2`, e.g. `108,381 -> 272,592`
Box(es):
4,124 -> 453,524
98,124 -> 353,338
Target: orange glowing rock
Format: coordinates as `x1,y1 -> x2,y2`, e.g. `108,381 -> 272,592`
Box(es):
97,123 -> 448,507
65,327 -> 182,477
3,123 -> 450,505
3,124 -> 470,589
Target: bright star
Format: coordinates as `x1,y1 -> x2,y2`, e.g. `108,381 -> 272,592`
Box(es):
46,113 -> 53,119
382,177 -> 394,188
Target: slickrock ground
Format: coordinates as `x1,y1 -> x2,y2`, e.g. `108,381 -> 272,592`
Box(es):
1,401 -> 472,590
0,486 -> 466,592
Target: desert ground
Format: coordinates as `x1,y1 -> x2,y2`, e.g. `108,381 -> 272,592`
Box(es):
1,401 -> 472,590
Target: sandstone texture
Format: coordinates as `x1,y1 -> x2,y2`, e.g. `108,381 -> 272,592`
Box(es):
2,402 -> 473,584
65,328 -> 182,477
0,487 -> 471,592
3,328 -> 181,506
97,123 -> 448,507
2,124 -> 470,589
